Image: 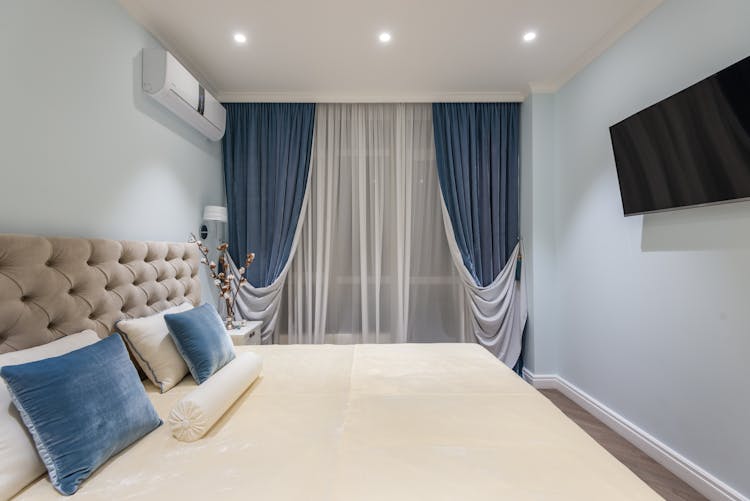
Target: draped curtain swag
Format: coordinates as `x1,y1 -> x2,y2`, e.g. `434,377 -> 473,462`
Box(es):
222,103 -> 316,342
432,103 -> 527,366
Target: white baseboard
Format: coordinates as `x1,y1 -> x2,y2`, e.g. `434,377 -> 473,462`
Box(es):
522,369 -> 747,501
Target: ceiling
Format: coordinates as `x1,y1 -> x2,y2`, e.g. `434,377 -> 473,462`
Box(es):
119,0 -> 661,102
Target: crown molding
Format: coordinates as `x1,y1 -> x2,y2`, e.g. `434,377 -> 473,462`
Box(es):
216,91 -> 526,103
527,82 -> 558,94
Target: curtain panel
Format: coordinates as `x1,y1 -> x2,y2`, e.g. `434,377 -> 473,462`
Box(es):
432,103 -> 526,366
280,104 -> 465,345
222,103 -> 316,342
432,103 -> 520,286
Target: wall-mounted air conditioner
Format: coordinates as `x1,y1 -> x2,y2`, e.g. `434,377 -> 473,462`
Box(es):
142,48 -> 226,141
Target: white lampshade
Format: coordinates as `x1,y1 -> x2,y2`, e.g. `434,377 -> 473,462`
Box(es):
203,205 -> 228,223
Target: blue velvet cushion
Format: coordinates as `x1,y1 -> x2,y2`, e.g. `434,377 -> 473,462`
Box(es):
164,303 -> 236,384
0,334 -> 162,496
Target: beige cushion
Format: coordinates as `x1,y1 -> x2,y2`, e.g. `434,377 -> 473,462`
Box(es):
118,302 -> 193,393
0,329 -> 101,500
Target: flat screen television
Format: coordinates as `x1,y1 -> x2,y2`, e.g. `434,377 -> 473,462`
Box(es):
609,55 -> 750,216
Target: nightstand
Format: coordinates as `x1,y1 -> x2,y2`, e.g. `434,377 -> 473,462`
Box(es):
226,321 -> 262,346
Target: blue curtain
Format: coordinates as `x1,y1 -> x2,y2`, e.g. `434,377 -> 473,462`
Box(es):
222,103 -> 316,287
432,103 -> 520,287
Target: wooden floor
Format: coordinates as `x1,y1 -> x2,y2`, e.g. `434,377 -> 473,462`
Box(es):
540,390 -> 706,501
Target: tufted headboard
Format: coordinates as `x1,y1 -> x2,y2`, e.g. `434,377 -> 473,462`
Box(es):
0,234 -> 201,354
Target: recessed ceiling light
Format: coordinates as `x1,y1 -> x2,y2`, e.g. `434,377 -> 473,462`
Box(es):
378,32 -> 392,43
233,32 -> 247,44
523,31 -> 537,42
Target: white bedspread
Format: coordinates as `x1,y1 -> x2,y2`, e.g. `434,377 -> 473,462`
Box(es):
14,344 -> 659,500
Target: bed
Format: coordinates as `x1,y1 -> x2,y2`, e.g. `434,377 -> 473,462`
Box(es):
0,234 -> 659,500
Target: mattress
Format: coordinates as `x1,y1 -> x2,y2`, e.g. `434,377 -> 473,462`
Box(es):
14,343 -> 659,500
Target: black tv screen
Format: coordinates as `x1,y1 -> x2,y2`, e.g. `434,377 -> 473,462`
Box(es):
610,55 -> 750,216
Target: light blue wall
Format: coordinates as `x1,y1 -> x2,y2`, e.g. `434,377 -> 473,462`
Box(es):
543,0 -> 750,496
0,0 -> 224,242
520,93 -> 558,374
0,0 -> 225,304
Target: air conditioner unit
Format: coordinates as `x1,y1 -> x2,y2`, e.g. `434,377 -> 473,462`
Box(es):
142,48 -> 226,141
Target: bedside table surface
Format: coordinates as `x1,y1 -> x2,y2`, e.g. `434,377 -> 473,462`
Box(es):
226,321 -> 262,346
226,321 -> 262,335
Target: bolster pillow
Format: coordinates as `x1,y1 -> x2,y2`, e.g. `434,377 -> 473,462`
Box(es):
168,352 -> 262,442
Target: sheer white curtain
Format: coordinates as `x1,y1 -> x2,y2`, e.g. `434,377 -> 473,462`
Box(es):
279,103 -> 465,345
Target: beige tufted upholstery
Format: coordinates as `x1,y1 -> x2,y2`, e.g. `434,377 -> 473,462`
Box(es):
0,234 -> 201,354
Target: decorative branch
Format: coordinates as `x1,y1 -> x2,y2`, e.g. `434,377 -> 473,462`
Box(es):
189,234 -> 255,329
